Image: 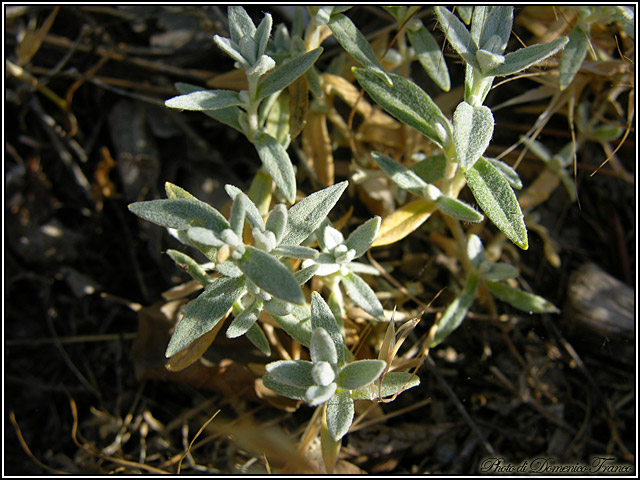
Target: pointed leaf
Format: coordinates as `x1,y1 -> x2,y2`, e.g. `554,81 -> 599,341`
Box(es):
328,13 -> 392,87
479,262 -> 519,281
129,198 -> 229,234
411,154 -> 447,184
464,157 -> 528,249
407,20 -> 450,91
485,157 -> 522,189
166,276 -> 246,357
341,271 -> 384,320
311,292 -> 345,366
431,270 -> 479,347
488,36 -> 569,77
559,26 -> 589,90
245,322 -> 270,356
281,181 -> 348,246
256,48 -> 323,102
166,249 -> 213,286
265,203 -> 287,243
272,245 -> 319,259
353,69 -> 451,148
294,264 -> 319,285
352,371 -> 420,400
310,327 -> 338,365
372,198 -> 436,247
262,374 -> 307,400
338,360 -> 386,390
344,216 -> 381,259
226,300 -> 261,338
165,89 -> 243,111
435,195 -> 484,222
235,245 -> 304,304
485,281 -> 559,313
228,6 -> 256,45
371,151 -> 428,195
225,184 -> 265,231
271,308 -> 312,347
254,132 -> 296,204
472,6 -> 513,55
326,390 -> 354,441
453,102 -> 494,169
434,6 -> 478,69
266,359 -> 315,387
175,82 -> 244,133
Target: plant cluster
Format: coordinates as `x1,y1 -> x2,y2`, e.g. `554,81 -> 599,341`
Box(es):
128,6 -> 633,472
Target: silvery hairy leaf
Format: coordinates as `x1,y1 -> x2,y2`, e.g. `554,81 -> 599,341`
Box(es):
471,6 -> 513,55
306,383 -> 338,406
263,297 -> 292,317
351,371 -> 420,400
226,299 -> 261,338
353,69 -> 452,149
328,13 -> 393,87
294,264 -> 319,285
235,245 -> 304,304
326,389 -> 354,441
165,276 -> 246,357
479,262 -> 520,281
165,89 -> 243,111
128,198 -> 229,234
254,13 -> 273,58
464,157 -> 528,250
433,7 -> 479,70
407,19 -> 450,91
253,131 -> 297,204
488,36 -> 569,77
175,83 -> 243,133
466,234 -> 485,268
371,151 -> 428,196
434,195 -> 484,223
266,359 -> 315,387
166,249 -> 213,286
340,271 -> 384,320
344,216 -> 381,259
265,203 -> 287,243
245,322 -> 270,356
281,181 -> 348,246
272,245 -> 319,259
256,48 -> 323,102
559,26 -> 589,90
485,281 -> 559,314
225,185 -> 266,232
228,6 -> 256,45
431,270 -> 479,348
311,292 -> 345,366
262,374 -> 307,400
228,193 -> 247,237
453,101 -> 494,170
485,157 -> 522,190
338,360 -> 386,390
311,327 -> 338,365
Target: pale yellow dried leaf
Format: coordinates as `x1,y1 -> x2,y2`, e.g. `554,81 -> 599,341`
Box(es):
302,112 -> 334,186
289,75 -> 309,139
372,199 -> 435,247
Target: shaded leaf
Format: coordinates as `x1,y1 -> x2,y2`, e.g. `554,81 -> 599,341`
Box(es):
311,292 -> 345,366
266,360 -> 315,387
371,151 -> 428,196
407,20 -> 450,91
434,6 -> 478,69
263,374 -> 307,401
256,48 -> 323,102
431,270 -> 479,347
338,360 -> 386,390
559,26 -> 589,90
351,371 -> 420,400
485,281 -> 559,313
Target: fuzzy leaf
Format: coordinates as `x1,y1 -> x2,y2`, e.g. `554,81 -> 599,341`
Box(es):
129,198 -> 229,234
435,195 -> 484,222
479,262 -> 519,281
326,390 -> 354,441
226,300 -> 261,338
338,360 -> 386,390
253,132 -> 297,204
266,360 -> 315,387
353,69 -> 451,148
306,383 -> 338,406
431,270 -> 479,347
472,6 -> 513,55
165,89 -> 243,111
281,181 -> 348,246
434,6 -> 478,69
245,322 -> 270,356
262,374 -> 307,400
235,246 -> 304,304
272,245 -> 319,259
488,36 -> 569,77
453,102 -> 494,169
559,26 -> 589,90
485,157 -> 522,190
294,264 -> 319,285
254,13 -> 273,58
311,327 -> 338,365
225,185 -> 265,232
256,48 -> 323,102
411,154 -> 447,184
352,371 -> 420,400
371,151 -> 428,196
175,83 -> 244,133
341,271 -> 384,320
166,249 -> 213,286
407,20 -> 450,91
265,203 -> 287,243
464,157 -> 528,249
271,308 -> 312,347
329,13 -> 392,87
344,216 -> 381,259
372,198 -> 436,247
311,292 -> 345,366
228,6 -> 256,45
166,276 -> 245,357
485,281 -> 559,313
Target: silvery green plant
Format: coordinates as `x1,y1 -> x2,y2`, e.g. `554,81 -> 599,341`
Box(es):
263,293 -> 420,443
302,216 -> 385,321
128,180 -> 348,357
353,7 -> 570,250
164,6 -> 323,204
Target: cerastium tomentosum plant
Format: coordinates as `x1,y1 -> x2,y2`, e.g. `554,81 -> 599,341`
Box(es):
126,5 -> 583,472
